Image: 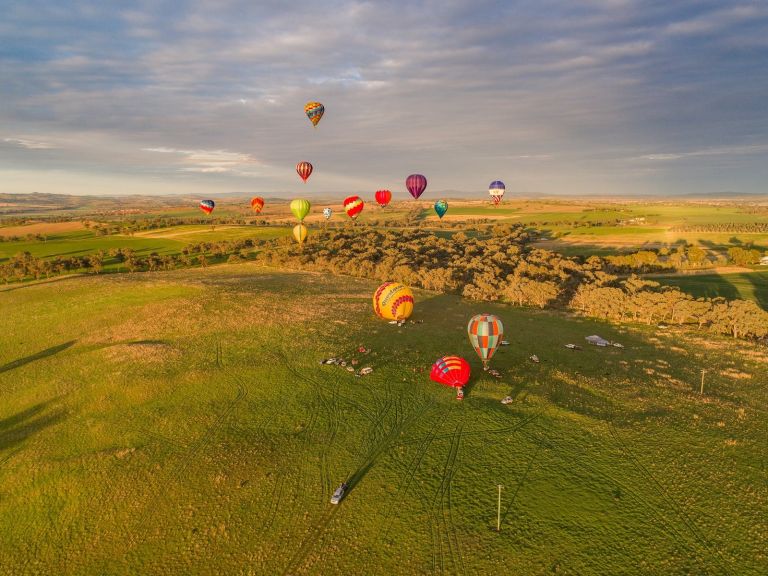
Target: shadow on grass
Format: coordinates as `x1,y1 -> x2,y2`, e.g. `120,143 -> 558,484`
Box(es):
0,400 -> 66,452
0,340 -> 77,375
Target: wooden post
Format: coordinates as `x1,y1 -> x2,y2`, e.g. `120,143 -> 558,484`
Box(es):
496,484 -> 502,532
700,369 -> 706,395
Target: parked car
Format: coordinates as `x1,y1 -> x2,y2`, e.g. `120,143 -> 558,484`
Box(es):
331,482 -> 348,504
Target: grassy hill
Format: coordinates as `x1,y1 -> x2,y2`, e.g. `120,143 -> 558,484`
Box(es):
1,264 -> 765,574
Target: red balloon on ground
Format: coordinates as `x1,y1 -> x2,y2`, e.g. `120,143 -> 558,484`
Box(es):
430,356 -> 471,388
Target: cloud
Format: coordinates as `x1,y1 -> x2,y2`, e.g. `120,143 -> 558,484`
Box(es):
142,147 -> 262,174
3,137 -> 56,149
637,144 -> 768,161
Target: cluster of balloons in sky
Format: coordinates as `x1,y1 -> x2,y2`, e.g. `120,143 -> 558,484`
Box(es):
197,102 -> 507,244
372,281 -> 504,398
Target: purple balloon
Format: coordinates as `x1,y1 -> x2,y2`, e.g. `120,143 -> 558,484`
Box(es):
406,174 -> 427,199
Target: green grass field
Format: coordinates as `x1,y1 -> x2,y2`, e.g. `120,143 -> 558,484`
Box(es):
655,270 -> 768,309
1,264 -> 765,574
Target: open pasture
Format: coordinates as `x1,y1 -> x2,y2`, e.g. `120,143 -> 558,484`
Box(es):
655,269 -> 768,310
1,265 -> 765,574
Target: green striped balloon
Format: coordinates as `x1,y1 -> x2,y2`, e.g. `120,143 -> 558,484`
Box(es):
290,198 -> 311,222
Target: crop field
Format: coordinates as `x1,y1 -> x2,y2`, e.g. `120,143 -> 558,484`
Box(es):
1,264 -> 765,574
655,270 -> 768,309
0,230 -> 186,263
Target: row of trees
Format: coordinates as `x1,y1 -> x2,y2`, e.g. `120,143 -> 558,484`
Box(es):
671,223 -> 768,233
0,233 -> 49,243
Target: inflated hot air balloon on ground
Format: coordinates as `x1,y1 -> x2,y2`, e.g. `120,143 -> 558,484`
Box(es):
290,198 -> 311,222
296,162 -> 313,183
467,313 -> 504,370
343,196 -> 364,220
250,197 -> 264,214
373,282 -> 414,321
434,199 -> 448,219
489,181 -> 505,205
322,207 -> 333,220
375,189 -> 392,208
406,174 -> 427,199
199,199 -> 215,215
305,102 -> 324,127
293,224 -> 308,245
430,356 -> 471,399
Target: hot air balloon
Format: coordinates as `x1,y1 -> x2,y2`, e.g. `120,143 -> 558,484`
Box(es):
430,356 -> 471,389
305,102 -> 324,127
467,313 -> 504,370
293,223 -> 308,245
250,197 -> 264,214
373,282 -> 414,321
375,189 -> 392,208
323,207 -> 333,220
343,196 -> 364,220
296,162 -> 313,183
290,198 -> 311,222
489,181 -> 505,205
434,199 -> 448,219
406,174 -> 427,199
199,199 -> 215,215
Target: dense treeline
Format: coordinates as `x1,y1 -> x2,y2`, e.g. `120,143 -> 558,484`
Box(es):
671,223 -> 768,233
256,225 -> 768,340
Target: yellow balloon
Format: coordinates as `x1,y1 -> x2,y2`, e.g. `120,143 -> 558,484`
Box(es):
293,223 -> 308,245
373,282 -> 414,321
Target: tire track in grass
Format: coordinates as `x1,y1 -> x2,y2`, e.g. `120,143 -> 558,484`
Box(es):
606,419 -> 734,575
120,338 -> 247,570
279,386 -> 435,575
381,411 -> 446,540
398,409 -> 542,446
518,425 -> 723,574
437,422 -> 465,576
264,346 -> 348,574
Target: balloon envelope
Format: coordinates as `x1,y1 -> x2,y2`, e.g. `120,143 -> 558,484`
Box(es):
373,282 -> 414,321
250,197 -> 264,214
406,174 -> 427,199
305,102 -> 324,127
430,356 -> 471,388
467,313 -> 504,368
489,181 -> 505,205
434,199 -> 448,219
322,207 -> 333,220
293,223 -> 308,245
290,198 -> 311,221
375,189 -> 392,208
343,196 -> 364,220
199,199 -> 215,214
296,161 -> 313,183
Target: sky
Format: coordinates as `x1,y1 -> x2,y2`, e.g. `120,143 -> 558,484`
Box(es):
1,0 -> 767,198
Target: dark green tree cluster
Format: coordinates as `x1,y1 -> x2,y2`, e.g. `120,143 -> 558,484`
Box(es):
255,225 -> 768,341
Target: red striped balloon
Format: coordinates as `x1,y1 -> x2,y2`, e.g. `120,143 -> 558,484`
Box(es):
430,356 -> 471,388
375,189 -> 392,208
343,195 -> 364,220
296,161 -> 313,183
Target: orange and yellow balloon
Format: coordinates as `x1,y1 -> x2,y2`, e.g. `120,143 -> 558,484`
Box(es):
250,197 -> 264,214
373,282 -> 414,321
304,102 -> 324,127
